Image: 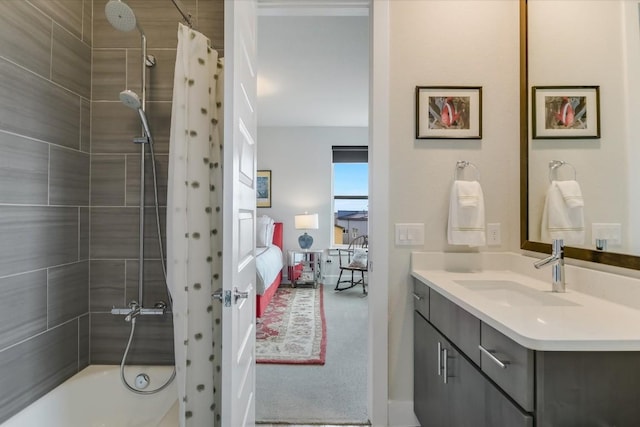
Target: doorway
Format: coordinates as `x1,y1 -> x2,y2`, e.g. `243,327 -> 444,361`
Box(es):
255,1 -> 371,424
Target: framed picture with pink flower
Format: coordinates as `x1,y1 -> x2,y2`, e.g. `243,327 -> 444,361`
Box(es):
415,86 -> 482,139
532,86 -> 600,139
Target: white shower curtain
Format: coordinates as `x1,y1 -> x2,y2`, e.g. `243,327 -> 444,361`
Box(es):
167,23 -> 223,427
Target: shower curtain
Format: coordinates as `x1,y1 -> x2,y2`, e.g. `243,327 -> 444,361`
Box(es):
167,23 -> 223,427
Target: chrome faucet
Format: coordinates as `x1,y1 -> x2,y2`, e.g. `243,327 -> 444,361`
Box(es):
112,300 -> 167,321
124,301 -> 141,322
534,239 -> 565,292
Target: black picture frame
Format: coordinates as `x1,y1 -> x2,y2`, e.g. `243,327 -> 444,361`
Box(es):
531,85 -> 601,139
415,86 -> 483,139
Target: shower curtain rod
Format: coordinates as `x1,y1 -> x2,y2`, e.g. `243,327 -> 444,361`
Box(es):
170,0 -> 194,28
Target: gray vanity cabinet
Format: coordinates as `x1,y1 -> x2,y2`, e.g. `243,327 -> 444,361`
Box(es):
413,281 -> 533,427
414,278 -> 640,426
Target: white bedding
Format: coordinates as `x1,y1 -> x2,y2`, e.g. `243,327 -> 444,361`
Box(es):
256,244 -> 283,295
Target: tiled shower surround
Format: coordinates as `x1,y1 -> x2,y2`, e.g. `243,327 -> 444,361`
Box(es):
0,0 -> 223,422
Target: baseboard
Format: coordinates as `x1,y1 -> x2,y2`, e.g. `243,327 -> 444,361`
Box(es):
388,400 -> 419,427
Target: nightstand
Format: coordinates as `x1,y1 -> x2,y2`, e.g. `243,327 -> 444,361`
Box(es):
287,249 -> 323,288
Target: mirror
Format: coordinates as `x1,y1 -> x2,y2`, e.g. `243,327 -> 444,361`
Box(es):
521,0 -> 640,270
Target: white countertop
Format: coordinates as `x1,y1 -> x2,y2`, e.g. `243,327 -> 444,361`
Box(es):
412,253 -> 640,351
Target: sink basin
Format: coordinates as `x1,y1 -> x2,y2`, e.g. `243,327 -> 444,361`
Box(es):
454,280 -> 580,307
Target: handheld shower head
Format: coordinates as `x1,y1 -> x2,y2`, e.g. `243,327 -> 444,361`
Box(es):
105,0 -> 141,33
119,90 -> 153,141
119,89 -> 142,110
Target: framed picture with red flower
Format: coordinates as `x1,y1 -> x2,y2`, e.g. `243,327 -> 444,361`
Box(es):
532,86 -> 600,139
415,86 -> 482,139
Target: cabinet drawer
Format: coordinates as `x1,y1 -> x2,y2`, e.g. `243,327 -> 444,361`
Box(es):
480,322 -> 534,412
430,289 -> 480,365
412,280 -> 429,319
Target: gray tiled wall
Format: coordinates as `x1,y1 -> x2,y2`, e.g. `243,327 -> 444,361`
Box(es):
0,0 -> 91,422
89,0 -> 224,365
0,0 -> 224,422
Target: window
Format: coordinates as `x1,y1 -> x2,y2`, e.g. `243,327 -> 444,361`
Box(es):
333,146 -> 368,245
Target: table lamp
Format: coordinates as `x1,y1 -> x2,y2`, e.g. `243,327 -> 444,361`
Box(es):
295,213 -> 319,249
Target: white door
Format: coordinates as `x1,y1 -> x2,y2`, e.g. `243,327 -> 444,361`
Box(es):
222,0 -> 258,426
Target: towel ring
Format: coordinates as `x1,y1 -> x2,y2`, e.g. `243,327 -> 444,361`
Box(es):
454,160 -> 480,181
548,160 -> 577,183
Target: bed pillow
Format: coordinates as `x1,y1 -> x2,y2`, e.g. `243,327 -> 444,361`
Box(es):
256,215 -> 275,247
348,248 -> 368,269
265,218 -> 275,244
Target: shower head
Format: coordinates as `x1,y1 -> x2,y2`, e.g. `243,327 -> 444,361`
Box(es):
119,89 -> 142,110
119,90 -> 153,141
105,0 -> 142,33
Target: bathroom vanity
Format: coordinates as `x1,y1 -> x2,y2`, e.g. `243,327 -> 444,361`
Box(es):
411,252 -> 640,427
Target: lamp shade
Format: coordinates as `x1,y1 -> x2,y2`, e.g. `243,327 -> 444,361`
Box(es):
294,213 -> 319,230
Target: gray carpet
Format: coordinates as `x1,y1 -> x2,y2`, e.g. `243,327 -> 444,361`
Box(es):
256,282 -> 368,424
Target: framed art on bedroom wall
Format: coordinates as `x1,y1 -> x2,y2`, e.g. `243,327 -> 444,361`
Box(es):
257,170 -> 272,208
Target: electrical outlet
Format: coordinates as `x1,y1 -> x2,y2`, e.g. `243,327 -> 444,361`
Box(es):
487,223 -> 501,246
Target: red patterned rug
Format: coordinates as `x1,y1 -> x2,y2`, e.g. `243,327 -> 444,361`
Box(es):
256,285 -> 326,365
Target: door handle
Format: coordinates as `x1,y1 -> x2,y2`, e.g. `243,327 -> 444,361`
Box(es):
437,341 -> 443,377
443,348 -> 449,384
234,287 -> 249,303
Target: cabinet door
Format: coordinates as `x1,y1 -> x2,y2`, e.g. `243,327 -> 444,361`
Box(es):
446,343 -> 486,427
414,312 -> 447,427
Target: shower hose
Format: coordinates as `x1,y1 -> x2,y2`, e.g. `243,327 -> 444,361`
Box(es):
120,137 -> 176,395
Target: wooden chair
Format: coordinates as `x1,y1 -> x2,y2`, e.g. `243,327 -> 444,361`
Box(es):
335,235 -> 368,295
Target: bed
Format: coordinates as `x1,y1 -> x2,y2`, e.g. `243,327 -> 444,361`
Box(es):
256,220 -> 284,317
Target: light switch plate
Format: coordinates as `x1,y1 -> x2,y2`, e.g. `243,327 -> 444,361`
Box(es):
395,223 -> 425,246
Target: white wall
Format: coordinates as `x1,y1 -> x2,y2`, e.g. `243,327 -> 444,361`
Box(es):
387,0 -> 521,409
257,126 -> 368,261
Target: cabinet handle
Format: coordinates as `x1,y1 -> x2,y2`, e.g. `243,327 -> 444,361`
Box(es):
479,345 -> 509,369
437,342 -> 443,377
412,292 -> 424,301
443,348 -> 449,384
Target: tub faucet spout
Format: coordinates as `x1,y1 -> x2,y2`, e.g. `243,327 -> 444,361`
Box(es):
534,239 -> 565,292
125,301 -> 141,322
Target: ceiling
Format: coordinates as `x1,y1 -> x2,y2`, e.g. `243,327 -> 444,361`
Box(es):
256,3 -> 370,127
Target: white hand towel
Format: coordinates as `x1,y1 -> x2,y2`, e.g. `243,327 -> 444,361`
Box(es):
541,180 -> 585,245
555,180 -> 584,208
448,180 -> 486,247
456,180 -> 480,207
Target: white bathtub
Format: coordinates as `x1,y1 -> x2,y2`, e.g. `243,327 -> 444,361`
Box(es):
2,365 -> 178,427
